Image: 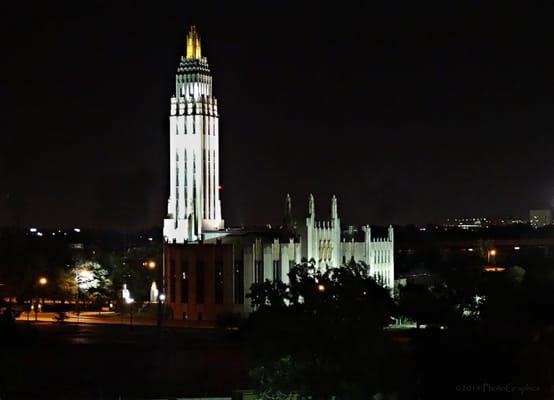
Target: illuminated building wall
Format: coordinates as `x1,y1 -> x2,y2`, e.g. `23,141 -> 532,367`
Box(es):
299,195 -> 395,290
163,26 -> 224,244
162,27 -> 394,321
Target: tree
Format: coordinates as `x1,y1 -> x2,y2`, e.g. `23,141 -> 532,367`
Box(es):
72,260 -> 112,309
53,269 -> 77,304
397,282 -> 450,328
108,252 -> 156,303
245,261 -> 396,399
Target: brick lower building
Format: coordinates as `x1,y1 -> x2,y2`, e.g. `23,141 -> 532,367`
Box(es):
164,242 -> 242,321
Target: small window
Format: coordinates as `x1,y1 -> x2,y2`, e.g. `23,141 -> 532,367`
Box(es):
196,261 -> 204,304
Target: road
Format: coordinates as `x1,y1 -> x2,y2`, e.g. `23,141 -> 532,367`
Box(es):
16,311 -> 217,328
2,320 -> 249,399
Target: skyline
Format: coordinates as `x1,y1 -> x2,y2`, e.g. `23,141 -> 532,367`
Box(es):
3,2 -> 554,229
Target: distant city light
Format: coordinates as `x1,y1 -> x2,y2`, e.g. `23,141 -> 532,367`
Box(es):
38,277 -> 48,286
73,228 -> 81,233
514,246 -> 520,250
468,248 -> 474,252
489,249 -> 497,256
29,228 -> 37,233
36,232 -> 43,237
485,266 -> 506,272
148,237 -> 153,241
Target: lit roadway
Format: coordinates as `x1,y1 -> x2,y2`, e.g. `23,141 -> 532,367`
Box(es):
19,311 -> 126,324
16,311 -> 216,328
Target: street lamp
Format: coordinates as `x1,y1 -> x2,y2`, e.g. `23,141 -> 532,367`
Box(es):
35,277 -> 48,321
317,284 -> 325,292
488,249 -> 497,264
125,297 -> 134,326
145,258 -> 164,327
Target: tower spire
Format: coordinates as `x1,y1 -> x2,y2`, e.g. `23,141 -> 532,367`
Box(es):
331,195 -> 338,220
284,193 -> 292,220
186,25 -> 202,60
282,193 -> 294,232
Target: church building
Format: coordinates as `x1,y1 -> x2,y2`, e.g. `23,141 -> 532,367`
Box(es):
163,27 -> 394,322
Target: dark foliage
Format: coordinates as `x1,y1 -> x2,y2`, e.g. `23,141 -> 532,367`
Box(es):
244,261 -> 396,399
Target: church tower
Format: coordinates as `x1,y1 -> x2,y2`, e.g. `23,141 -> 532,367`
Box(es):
164,26 -> 224,243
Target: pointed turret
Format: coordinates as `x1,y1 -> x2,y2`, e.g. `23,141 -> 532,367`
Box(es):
308,194 -> 315,218
282,193 -> 295,235
284,193 -> 292,220
331,195 -> 338,220
186,25 -> 202,60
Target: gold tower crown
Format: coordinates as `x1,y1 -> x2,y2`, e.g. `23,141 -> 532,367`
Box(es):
186,25 -> 202,60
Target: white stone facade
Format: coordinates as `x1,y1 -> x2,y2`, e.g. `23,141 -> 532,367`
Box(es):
299,195 -> 395,290
162,28 -> 395,321
164,27 -> 224,244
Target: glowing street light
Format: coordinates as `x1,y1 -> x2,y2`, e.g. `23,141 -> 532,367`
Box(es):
125,297 -> 135,326
142,260 -> 157,269
317,284 -> 325,292
487,249 -> 497,264
34,277 -> 48,321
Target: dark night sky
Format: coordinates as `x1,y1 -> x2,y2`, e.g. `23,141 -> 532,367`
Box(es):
2,1 -> 554,229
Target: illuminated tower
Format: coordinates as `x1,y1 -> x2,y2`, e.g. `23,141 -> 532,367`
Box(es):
164,26 -> 224,243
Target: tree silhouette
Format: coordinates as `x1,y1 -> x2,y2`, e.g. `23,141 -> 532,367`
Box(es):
245,261 -> 396,399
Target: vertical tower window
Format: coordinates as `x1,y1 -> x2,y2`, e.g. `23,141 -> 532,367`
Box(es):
254,261 -> 264,284
175,154 -> 180,218
273,260 -> 281,282
184,150 -> 188,205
